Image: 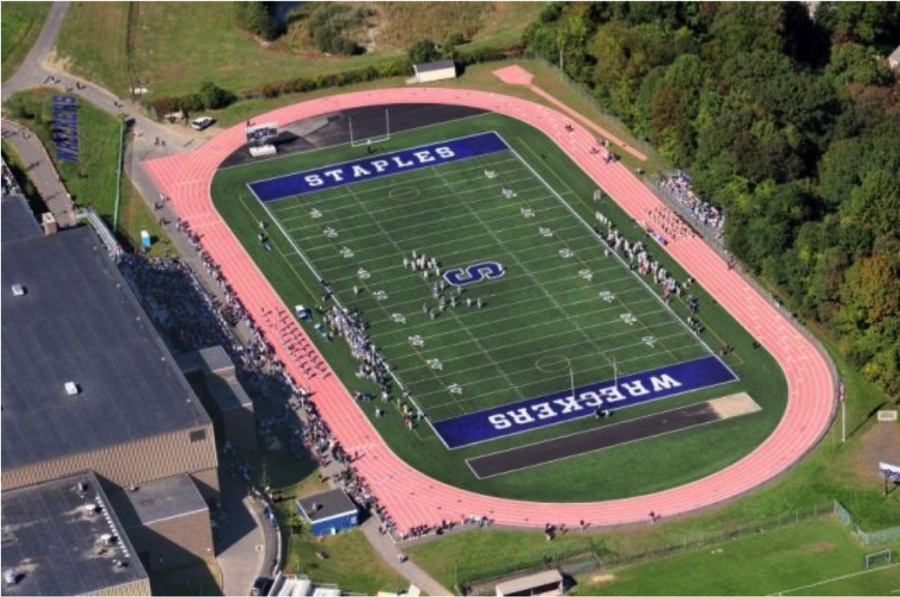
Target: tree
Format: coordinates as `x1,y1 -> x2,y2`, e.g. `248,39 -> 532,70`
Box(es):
839,254 -> 900,326
816,1 -> 900,49
817,137 -> 870,208
234,1 -> 276,41
847,166 -> 900,236
408,39 -> 440,64
198,81 -> 236,110
826,43 -> 892,87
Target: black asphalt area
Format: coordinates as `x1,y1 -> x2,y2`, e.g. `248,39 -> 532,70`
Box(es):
220,104 -> 486,168
467,402 -> 720,479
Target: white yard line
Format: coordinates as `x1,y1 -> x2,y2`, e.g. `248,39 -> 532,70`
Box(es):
407,332 -> 700,399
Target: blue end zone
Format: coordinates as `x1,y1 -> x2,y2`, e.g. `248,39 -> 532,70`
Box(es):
248,131 -> 509,202
433,355 -> 738,449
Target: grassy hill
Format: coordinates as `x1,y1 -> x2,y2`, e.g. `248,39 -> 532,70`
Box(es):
53,2 -> 542,99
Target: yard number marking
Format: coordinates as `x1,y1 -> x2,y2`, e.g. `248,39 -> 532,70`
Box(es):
621,313 -> 638,325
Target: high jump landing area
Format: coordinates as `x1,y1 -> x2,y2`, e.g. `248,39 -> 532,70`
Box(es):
144,70 -> 836,533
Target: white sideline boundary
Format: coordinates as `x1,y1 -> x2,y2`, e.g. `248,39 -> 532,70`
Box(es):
769,562 -> 900,596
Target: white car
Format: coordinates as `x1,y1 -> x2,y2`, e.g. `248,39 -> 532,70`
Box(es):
190,116 -> 214,131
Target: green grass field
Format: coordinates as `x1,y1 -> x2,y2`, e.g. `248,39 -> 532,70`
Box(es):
407,517 -> 899,595
571,518 -> 899,596
1,2 -> 51,81
212,110 -> 787,501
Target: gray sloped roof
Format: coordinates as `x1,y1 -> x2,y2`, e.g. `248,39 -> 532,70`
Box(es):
890,44 -> 900,63
1,225 -> 210,471
414,59 -> 456,73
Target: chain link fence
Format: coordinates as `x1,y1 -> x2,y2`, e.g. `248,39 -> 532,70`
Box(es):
834,501 -> 900,546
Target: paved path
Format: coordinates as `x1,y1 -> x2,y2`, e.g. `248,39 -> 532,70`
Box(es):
215,476 -> 273,597
361,518 -> 452,596
1,1 -> 70,101
143,86 -> 836,534
1,118 -> 75,226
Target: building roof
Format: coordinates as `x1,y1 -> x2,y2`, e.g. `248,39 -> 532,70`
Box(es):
297,489 -> 357,523
268,574 -> 343,597
414,59 -> 456,73
1,194 -> 42,244
110,473 -> 208,528
208,376 -> 254,412
197,345 -> 236,377
1,471 -> 149,596
495,570 -> 563,596
890,44 -> 900,64
1,226 -> 211,472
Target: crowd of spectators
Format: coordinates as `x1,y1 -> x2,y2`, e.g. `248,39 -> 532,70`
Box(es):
658,171 -> 725,241
2,157 -> 23,197
117,235 -> 429,539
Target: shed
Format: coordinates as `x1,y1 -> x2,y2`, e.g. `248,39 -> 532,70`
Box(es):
296,489 -> 359,537
495,569 -> 564,596
412,60 -> 457,83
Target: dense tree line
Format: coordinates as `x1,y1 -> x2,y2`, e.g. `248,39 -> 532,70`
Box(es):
524,2 -> 900,397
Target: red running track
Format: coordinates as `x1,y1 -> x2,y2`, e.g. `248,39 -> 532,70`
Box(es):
144,88 -> 835,531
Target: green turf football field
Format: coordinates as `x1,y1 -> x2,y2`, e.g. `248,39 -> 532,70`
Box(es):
256,132 -> 716,426
212,111 -> 789,501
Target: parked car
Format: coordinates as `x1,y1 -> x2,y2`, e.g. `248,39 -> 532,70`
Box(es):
190,116 -> 214,131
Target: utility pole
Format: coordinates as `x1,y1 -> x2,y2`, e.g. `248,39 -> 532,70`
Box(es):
840,380 -> 846,443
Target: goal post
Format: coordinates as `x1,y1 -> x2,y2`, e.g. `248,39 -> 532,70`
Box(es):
864,548 -> 892,569
350,108 -> 391,148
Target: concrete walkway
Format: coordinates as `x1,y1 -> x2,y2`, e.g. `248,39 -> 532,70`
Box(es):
1,118 -> 75,226
215,475 -> 280,597
1,1 -> 71,102
361,518 -> 453,596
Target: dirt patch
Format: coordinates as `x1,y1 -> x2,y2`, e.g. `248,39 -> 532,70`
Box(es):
850,420 -> 900,483
708,393 -> 761,419
589,573 -> 616,584
799,541 -> 836,554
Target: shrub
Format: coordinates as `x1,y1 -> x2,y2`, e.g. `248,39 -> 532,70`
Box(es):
199,81 -> 237,110
408,39 -> 441,64
307,3 -> 364,55
233,1 -> 276,41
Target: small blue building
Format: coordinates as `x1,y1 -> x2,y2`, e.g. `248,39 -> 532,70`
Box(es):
296,489 -> 359,537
